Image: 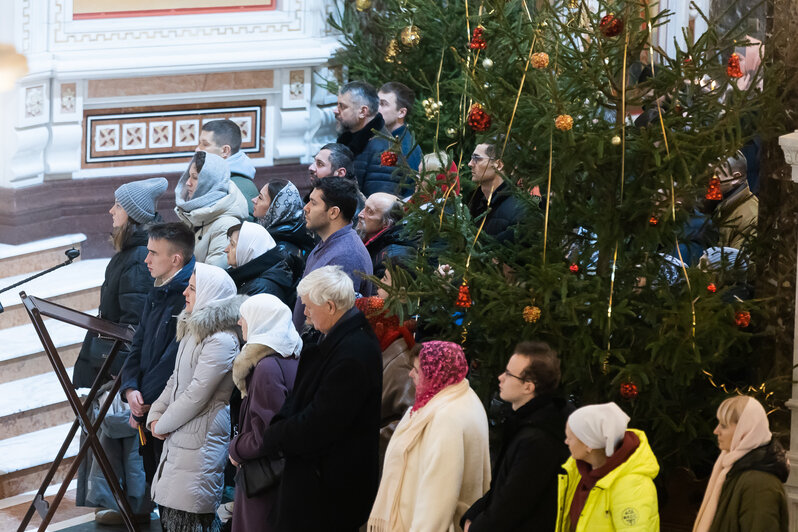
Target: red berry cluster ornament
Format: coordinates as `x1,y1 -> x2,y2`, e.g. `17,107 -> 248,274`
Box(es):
469,26 -> 486,50
599,13 -> 624,38
705,176 -> 722,201
455,282 -> 472,308
468,103 -> 492,132
735,310 -> 751,328
706,283 -> 717,293
620,381 -> 638,399
727,53 -> 743,79
648,216 -> 658,226
380,151 -> 398,167
569,263 -> 579,273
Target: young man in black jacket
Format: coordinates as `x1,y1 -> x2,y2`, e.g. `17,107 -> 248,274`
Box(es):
119,222 -> 195,483
462,341 -> 573,532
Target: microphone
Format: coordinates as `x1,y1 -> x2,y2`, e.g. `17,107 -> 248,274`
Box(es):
0,247 -> 82,314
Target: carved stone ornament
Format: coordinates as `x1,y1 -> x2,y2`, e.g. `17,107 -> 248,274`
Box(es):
778,130 -> 798,183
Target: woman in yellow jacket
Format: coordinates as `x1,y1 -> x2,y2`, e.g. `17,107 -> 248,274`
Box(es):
555,402 -> 660,532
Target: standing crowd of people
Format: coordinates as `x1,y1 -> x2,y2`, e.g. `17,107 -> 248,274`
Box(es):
73,79 -> 787,532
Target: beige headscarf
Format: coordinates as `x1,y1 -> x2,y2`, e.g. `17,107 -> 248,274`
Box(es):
692,396 -> 772,532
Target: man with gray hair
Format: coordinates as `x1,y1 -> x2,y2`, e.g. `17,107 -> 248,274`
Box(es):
335,81 -> 402,196
357,192 -> 414,278
258,265 -> 382,531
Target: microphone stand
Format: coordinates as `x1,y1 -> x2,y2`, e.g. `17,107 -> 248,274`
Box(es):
0,248 -> 80,314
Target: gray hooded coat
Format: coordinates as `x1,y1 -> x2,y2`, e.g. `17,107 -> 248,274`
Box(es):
174,153 -> 249,268
147,294 -> 246,514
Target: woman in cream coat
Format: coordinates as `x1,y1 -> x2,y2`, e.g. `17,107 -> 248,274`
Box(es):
368,340 -> 490,532
147,262 -> 245,531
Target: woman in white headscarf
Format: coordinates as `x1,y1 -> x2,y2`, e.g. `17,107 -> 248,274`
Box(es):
225,221 -> 302,307
147,263 -> 246,532
556,402 -> 660,532
228,294 -> 301,532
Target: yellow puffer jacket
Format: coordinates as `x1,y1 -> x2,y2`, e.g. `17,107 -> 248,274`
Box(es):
555,429 -> 660,532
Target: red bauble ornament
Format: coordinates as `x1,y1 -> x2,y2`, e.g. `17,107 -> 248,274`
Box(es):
727,53 -> 743,79
599,13 -> 624,38
620,381 -> 638,399
380,151 -> 398,167
467,103 -> 492,132
469,26 -> 486,50
705,176 -> 722,201
735,310 -> 751,328
455,282 -> 473,308
648,216 -> 658,226
707,283 -> 717,293
569,263 -> 579,273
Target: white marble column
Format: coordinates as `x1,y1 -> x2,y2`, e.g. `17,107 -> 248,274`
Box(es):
779,129 -> 798,532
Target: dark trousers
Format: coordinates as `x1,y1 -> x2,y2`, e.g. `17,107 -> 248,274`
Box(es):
139,430 -> 164,485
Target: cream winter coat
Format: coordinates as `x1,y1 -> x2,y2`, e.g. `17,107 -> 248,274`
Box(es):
369,379 -> 491,532
147,295 -> 245,514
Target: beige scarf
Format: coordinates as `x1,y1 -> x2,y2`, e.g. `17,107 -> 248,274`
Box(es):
692,397 -> 772,532
368,379 -> 470,532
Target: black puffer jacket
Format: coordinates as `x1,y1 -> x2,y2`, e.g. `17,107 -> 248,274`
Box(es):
227,247 -> 302,308
267,219 -> 316,260
468,182 -> 535,244
365,223 -> 417,279
73,225 -> 153,388
338,114 -> 392,191
462,394 -> 573,532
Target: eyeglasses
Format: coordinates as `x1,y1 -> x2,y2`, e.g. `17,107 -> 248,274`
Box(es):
470,154 -> 494,162
502,369 -> 529,382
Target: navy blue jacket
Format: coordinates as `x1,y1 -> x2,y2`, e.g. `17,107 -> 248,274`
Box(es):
360,125 -> 422,197
119,256 -> 195,420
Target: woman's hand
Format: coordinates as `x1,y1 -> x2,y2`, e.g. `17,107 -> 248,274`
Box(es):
148,421 -> 168,440
229,454 -> 240,467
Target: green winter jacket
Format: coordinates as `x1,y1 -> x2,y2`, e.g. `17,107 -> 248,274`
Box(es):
556,429 -> 660,532
707,440 -> 789,532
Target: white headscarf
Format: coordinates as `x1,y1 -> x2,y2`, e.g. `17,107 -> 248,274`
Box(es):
192,262 -> 237,313
568,402 -> 630,456
239,293 -> 302,358
236,221 -> 277,267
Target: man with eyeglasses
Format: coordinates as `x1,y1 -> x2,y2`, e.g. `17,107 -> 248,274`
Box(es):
461,341 -> 573,532
467,137 -> 533,244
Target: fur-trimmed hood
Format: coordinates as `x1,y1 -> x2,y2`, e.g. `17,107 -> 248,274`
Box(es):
232,343 -> 276,397
176,294 -> 247,342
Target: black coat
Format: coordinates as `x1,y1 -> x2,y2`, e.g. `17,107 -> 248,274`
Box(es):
227,247 -> 302,308
73,226 -> 153,388
365,223 -> 416,278
260,308 -> 383,532
118,257 -> 195,420
268,219 -> 316,260
468,182 -> 532,244
462,394 -> 573,532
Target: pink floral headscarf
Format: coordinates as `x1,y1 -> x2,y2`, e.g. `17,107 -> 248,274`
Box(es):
412,341 -> 468,412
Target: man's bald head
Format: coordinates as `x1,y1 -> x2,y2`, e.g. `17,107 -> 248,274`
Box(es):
356,192 -> 403,240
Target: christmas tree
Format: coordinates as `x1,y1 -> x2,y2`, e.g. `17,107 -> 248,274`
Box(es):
331,0 -> 787,474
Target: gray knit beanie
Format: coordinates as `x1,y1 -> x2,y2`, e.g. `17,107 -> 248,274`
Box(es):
115,177 -> 169,224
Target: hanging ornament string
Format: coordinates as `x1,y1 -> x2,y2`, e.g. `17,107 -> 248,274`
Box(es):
542,130 -> 554,263
701,370 -> 779,414
500,34 -> 538,159
603,23 -> 630,373
643,4 -> 697,338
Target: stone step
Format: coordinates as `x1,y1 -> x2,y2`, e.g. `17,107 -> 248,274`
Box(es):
0,424 -> 80,499
0,368 -> 85,440
0,258 -> 109,329
0,311 -> 96,384
0,234 -> 86,278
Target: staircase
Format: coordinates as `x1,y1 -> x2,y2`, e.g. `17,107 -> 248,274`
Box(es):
0,234 -> 109,506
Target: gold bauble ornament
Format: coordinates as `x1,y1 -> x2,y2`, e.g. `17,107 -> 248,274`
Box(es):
385,39 -> 400,63
355,0 -> 372,11
482,58 -> 494,69
611,135 -> 621,146
400,25 -> 421,47
446,127 -> 457,136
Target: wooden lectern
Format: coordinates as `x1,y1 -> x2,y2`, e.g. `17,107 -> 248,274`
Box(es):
16,292 -> 141,532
